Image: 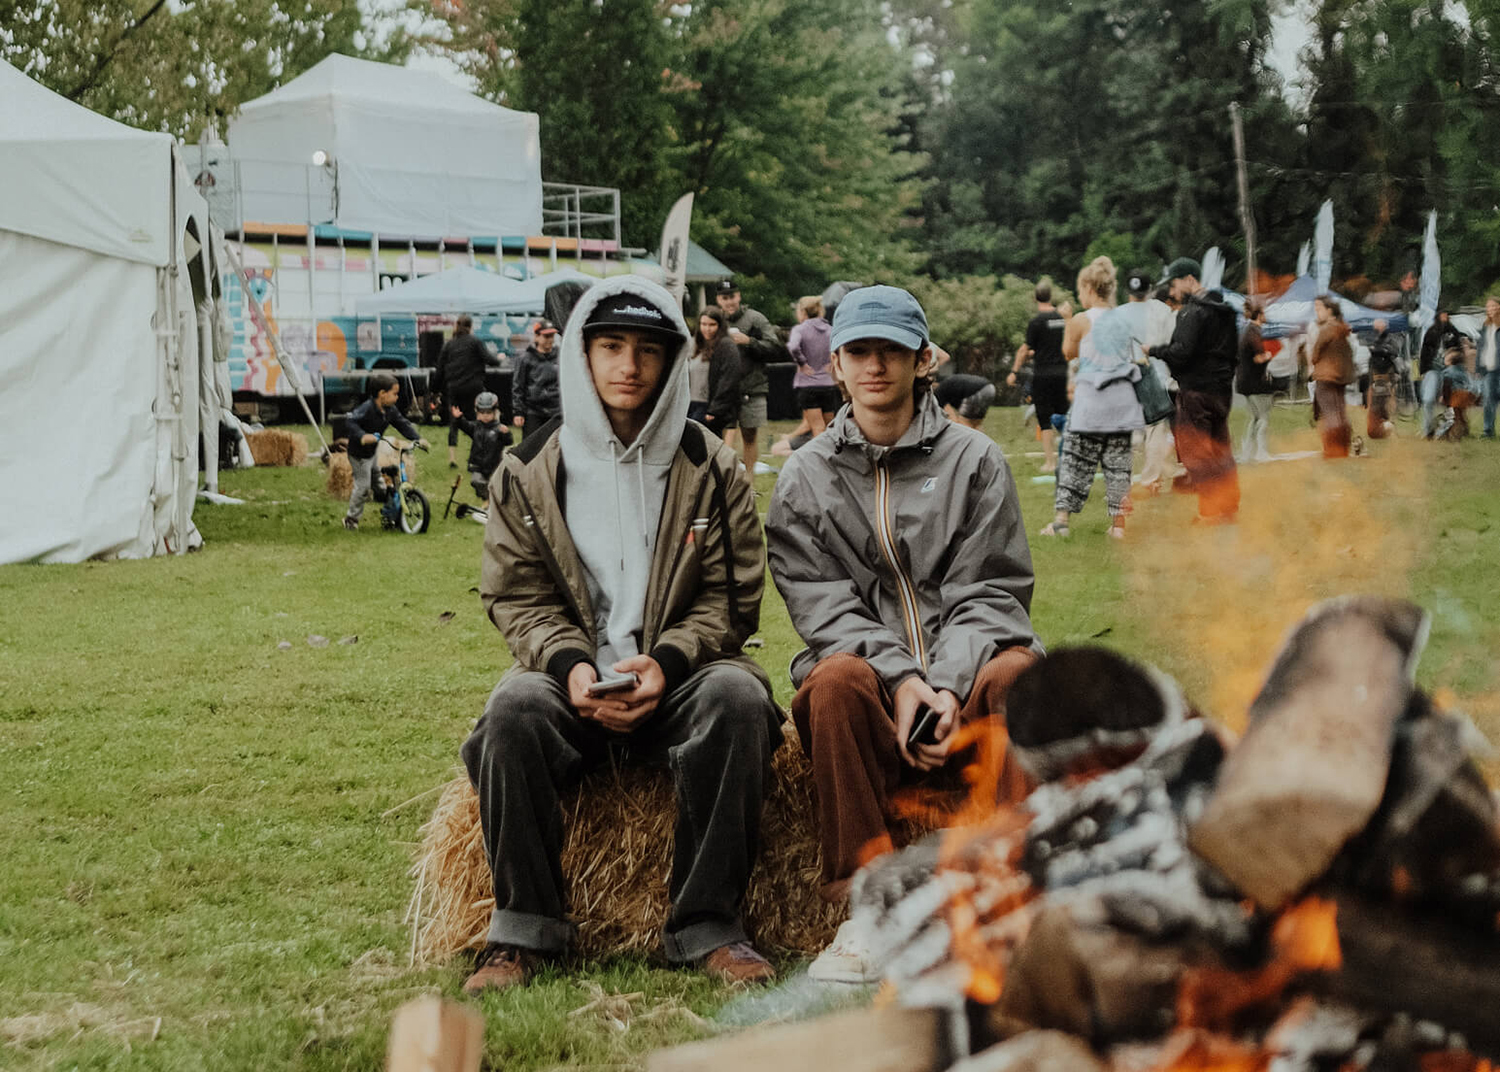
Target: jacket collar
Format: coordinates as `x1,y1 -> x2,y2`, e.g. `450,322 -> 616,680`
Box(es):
828,390 -> 948,459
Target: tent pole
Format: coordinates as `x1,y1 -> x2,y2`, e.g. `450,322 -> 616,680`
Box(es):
222,240 -> 330,453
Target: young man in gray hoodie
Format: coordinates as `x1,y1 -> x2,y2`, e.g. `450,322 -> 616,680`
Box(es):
766,285 -> 1042,983
461,277 -> 781,993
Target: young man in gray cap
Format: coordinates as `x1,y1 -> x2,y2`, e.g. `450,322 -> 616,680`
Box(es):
461,276 -> 781,994
766,285 -> 1041,983
1145,257 -> 1240,523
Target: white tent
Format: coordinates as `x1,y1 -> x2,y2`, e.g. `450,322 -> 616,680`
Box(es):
353,266 -> 528,316
0,60 -> 216,563
229,55 -> 543,236
485,268 -> 598,314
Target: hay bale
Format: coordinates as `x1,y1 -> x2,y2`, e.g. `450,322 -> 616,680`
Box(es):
325,439 -> 417,500
246,428 -> 308,467
325,451 -> 353,500
407,726 -> 853,964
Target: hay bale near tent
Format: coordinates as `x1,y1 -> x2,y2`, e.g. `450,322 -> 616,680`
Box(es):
246,429 -> 308,467
407,727 -> 858,963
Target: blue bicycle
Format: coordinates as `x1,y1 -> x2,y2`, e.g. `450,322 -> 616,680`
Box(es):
375,437 -> 431,534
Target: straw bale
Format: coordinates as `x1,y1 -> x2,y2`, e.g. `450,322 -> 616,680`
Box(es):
326,451 -> 353,499
324,439 -> 416,500
246,428 -> 308,467
408,726 -> 876,964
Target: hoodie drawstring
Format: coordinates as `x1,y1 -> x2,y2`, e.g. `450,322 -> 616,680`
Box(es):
611,441 -> 625,573
609,439 -> 655,573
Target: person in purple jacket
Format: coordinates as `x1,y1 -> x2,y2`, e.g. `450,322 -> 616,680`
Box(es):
788,295 -> 840,438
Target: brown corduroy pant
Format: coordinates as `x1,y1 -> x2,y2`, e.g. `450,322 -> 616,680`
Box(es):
790,648 -> 1038,901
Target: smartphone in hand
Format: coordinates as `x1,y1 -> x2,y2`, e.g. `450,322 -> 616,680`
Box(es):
586,672 -> 640,697
907,703 -> 940,748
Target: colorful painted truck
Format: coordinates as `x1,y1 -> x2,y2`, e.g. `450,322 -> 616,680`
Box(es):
226,226 -> 638,419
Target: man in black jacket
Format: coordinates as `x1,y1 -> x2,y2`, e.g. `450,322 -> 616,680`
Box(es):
511,319 -> 561,440
1146,258 -> 1240,523
436,315 -> 501,467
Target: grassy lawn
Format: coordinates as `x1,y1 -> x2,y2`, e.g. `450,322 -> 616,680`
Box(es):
3,400 -> 1499,1069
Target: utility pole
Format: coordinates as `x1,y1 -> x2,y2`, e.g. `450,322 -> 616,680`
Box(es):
1230,101 -> 1258,299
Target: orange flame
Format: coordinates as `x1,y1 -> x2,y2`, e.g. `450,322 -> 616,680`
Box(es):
1153,1030 -> 1270,1072
1420,1054 -> 1495,1072
1177,898 -> 1340,1030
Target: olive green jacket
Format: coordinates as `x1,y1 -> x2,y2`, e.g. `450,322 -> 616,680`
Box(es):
480,419 -> 772,698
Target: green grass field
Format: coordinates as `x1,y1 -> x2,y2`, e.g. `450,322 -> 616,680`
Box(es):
3,402 -> 1499,1069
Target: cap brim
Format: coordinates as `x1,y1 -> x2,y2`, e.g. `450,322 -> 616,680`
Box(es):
583,317 -> 687,341
830,323 -> 926,352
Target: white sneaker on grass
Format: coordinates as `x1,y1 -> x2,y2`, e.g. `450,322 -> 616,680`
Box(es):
808,916 -> 880,983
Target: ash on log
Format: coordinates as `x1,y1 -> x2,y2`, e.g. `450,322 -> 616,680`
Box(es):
1189,597 -> 1430,910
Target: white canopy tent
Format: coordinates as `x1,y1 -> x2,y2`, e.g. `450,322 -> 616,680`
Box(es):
353,266 -> 529,316
484,268 -> 597,314
0,60 -> 219,563
229,54 -> 544,236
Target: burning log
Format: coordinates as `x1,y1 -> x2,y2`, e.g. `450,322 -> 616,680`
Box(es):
1189,597 -> 1430,911
1311,895 -> 1500,1059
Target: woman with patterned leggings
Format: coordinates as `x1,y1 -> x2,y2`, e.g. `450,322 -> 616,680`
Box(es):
1039,257 -> 1145,540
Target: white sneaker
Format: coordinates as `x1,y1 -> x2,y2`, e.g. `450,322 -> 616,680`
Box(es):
808,916 -> 880,983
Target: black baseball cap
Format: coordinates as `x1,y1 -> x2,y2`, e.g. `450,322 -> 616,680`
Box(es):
583,292 -> 687,341
1158,257 -> 1202,285
715,279 -> 739,296
1125,268 -> 1154,297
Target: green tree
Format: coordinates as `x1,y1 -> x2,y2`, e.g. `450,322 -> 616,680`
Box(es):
424,0 -> 922,313
1,0 -> 407,139
915,0 -> 1301,289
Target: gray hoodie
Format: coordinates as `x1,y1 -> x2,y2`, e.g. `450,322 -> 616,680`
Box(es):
556,276 -> 692,673
767,391 -> 1042,701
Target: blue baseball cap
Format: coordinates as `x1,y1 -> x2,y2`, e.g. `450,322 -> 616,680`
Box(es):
829,285 -> 929,352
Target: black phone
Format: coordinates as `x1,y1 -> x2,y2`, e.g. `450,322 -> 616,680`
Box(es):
907,704 -> 940,748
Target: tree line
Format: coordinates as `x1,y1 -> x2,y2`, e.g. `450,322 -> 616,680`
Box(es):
9,0 -> 1500,368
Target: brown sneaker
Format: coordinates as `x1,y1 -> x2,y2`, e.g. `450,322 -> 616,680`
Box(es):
702,941 -> 775,985
461,944 -> 538,996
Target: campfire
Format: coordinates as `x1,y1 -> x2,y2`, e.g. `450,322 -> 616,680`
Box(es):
653,596 -> 1500,1072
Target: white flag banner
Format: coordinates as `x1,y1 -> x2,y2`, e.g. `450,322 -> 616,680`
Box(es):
658,193 -> 694,306
1415,210 -> 1440,333
1200,247 -> 1225,292
1296,240 -> 1311,278
1313,200 -> 1334,292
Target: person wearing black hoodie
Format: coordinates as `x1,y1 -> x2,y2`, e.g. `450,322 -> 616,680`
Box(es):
1147,258 -> 1240,523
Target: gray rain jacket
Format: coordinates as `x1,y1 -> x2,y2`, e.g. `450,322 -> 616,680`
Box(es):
766,392 -> 1041,702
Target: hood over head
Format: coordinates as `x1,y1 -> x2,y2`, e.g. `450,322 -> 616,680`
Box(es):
558,275 -> 693,466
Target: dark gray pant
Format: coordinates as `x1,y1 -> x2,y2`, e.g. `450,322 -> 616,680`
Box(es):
460,662 -> 780,962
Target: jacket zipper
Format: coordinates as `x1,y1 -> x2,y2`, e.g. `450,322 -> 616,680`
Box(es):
874,456 -> 928,673
512,478 -> 591,637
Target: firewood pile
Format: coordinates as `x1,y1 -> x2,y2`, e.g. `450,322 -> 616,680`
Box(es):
652,596 -> 1500,1072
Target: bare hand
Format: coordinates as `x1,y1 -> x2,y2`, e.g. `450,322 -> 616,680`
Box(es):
894,678 -> 962,771
730,328 -> 751,345
567,662 -> 627,723
570,656 -> 666,733
1006,372 -> 1017,386
451,405 -> 462,418
361,433 -> 376,446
